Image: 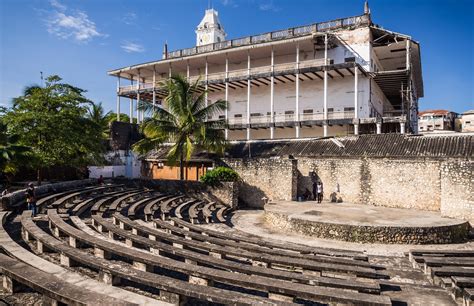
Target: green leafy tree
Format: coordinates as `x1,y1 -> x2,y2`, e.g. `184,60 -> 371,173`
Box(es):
105,112 -> 136,124
0,122 -> 32,180
2,75 -> 106,183
133,75 -> 227,180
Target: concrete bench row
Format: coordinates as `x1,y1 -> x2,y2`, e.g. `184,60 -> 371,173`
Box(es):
110,212 -> 383,293
21,210 -> 289,305
43,208 -> 392,305
410,249 -> 474,306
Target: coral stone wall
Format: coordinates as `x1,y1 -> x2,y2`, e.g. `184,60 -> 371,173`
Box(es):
297,158 -> 442,211
223,156 -> 473,223
221,158 -> 297,208
440,161 -> 474,224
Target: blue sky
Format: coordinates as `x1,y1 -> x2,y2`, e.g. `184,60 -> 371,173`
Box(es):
1,0 -> 473,113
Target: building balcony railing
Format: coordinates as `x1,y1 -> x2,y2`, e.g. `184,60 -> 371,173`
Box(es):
118,58 -> 329,94
164,14 -> 370,60
226,111 -> 356,126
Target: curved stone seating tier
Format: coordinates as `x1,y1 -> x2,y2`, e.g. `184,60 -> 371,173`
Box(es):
71,189 -> 133,216
0,212 -> 159,305
127,194 -> 163,218
36,185 -> 98,211
112,213 -> 384,293
159,195 -> 187,220
50,184 -> 125,209
409,249 -> 474,305
85,213 -> 390,304
174,199 -> 198,220
20,211 -> 283,305
202,201 -> 217,223
143,195 -> 174,221
170,217 -> 368,260
90,188 -> 140,215
0,253 -> 134,306
46,209 -> 394,305
106,190 -> 146,214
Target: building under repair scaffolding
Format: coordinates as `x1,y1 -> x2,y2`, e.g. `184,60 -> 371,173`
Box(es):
108,2 -> 423,140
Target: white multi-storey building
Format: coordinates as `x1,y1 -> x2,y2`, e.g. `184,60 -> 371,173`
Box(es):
109,3 -> 423,139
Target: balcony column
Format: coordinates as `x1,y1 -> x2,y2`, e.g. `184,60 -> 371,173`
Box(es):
186,60 -> 190,79
406,39 -> 411,71
376,122 -> 382,134
246,50 -> 251,141
205,57 -> 208,108
225,54 -> 229,140
400,122 -> 405,134
295,43 -> 300,138
129,78 -> 134,124
354,65 -> 359,135
323,34 -> 328,137
116,74 -> 121,121
136,70 -> 140,124
270,46 -> 275,139
152,67 -> 156,112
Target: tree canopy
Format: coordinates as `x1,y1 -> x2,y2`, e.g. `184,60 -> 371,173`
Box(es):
2,75 -> 106,181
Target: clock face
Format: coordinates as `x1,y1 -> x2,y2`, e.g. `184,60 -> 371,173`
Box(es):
202,34 -> 210,44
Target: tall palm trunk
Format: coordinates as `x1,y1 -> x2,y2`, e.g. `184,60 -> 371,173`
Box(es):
179,151 -> 184,181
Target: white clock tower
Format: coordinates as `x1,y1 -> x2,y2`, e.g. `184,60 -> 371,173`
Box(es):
196,9 -> 226,46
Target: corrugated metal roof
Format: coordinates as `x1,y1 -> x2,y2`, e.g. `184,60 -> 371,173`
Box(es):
225,134 -> 473,159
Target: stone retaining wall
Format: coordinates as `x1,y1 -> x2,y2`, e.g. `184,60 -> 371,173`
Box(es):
222,156 -> 473,224
264,210 -> 470,244
0,179 -> 96,211
221,158 -> 297,208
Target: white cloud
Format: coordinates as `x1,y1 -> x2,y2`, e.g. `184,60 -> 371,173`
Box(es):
221,0 -> 238,7
121,41 -> 145,53
45,0 -> 105,43
50,0 -> 66,11
259,1 -> 280,12
121,12 -> 137,25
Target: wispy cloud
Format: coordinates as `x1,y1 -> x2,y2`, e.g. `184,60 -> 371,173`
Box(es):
259,1 -> 280,12
45,0 -> 105,43
121,12 -> 137,25
121,41 -> 145,53
221,0 -> 238,8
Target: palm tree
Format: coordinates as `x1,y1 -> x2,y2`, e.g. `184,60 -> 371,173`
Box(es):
86,102 -> 111,138
133,75 -> 227,180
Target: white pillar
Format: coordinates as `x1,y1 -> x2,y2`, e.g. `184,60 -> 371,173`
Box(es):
270,46 -> 275,139
406,39 -> 410,71
136,72 -> 140,124
295,43 -> 300,138
169,63 -> 172,78
376,122 -> 382,134
129,78 -> 134,124
354,65 -> 359,135
323,34 -> 328,137
152,68 -> 156,112
186,60 -> 190,79
205,57 -> 208,107
246,51 -> 251,141
400,122 -> 405,134
116,75 -> 121,121
225,54 -> 229,140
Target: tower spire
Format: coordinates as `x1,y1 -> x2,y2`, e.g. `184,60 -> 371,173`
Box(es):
364,1 -> 370,15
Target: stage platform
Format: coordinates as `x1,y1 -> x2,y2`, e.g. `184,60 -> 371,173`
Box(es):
264,201 -> 471,244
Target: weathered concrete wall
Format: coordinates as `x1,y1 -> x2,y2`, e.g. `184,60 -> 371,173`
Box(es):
221,158 -> 297,208
440,161 -> 474,225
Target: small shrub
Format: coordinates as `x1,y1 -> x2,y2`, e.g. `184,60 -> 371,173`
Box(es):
200,167 -> 239,186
